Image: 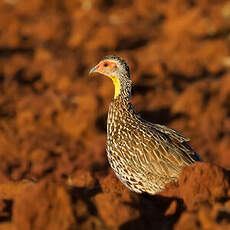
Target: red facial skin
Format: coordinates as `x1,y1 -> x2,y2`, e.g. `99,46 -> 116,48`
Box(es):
97,61 -> 118,73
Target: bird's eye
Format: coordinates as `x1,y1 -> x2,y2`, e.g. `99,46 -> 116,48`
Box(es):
104,63 -> 109,67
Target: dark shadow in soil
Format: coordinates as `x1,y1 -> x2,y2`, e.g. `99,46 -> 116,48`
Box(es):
120,194 -> 185,230
115,37 -> 149,51
14,69 -> 41,85
132,84 -> 156,95
139,108 -> 184,125
167,67 -> 227,93
69,184 -> 102,223
95,113 -> 107,133
0,47 -> 34,58
0,200 -> 13,222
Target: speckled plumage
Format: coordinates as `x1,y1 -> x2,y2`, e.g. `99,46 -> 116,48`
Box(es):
91,56 -> 202,195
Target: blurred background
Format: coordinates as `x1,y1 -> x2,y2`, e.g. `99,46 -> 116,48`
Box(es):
0,0 -> 230,229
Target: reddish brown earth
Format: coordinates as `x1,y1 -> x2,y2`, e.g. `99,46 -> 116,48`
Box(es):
0,0 -> 230,229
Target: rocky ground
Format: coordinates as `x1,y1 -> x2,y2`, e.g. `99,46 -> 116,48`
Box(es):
0,0 -> 230,229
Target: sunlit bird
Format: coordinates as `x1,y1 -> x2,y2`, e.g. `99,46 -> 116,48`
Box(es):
90,55 -> 202,195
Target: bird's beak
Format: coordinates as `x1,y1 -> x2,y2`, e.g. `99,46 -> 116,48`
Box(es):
89,65 -> 98,75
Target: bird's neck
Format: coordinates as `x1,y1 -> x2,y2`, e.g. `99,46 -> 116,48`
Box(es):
109,94 -> 138,120
110,74 -> 132,100
113,94 -> 130,106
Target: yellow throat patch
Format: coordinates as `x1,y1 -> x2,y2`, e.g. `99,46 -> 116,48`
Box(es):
109,76 -> 121,99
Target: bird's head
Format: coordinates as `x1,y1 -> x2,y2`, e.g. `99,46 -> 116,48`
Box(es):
89,55 -> 132,99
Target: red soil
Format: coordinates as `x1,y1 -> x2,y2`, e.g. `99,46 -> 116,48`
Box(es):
0,0 -> 229,229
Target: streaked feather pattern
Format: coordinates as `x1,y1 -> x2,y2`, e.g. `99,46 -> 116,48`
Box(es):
107,97 -> 201,194
91,55 -> 202,195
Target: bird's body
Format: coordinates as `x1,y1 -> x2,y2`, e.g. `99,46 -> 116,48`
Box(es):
90,56 -> 201,195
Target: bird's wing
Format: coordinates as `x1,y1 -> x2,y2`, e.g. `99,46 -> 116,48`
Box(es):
137,120 -> 202,177
151,124 -> 190,142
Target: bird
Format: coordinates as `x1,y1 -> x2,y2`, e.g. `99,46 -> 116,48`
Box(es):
89,55 -> 202,195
